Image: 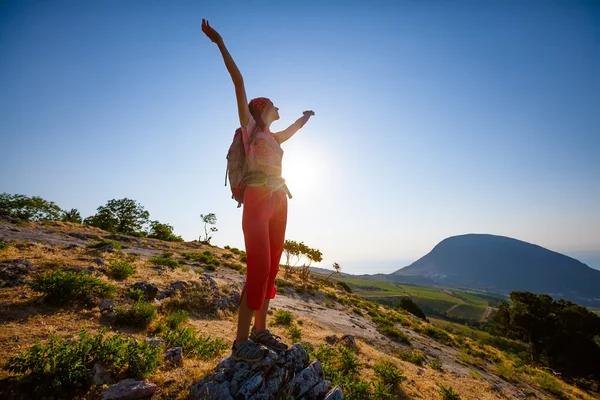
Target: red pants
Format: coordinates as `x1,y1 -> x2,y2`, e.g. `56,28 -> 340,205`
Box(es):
240,185 -> 288,311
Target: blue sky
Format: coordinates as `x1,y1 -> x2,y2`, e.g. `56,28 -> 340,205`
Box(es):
1,0 -> 599,273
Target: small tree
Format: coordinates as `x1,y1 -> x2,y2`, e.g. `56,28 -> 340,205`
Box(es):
61,208 -> 82,223
200,213 -> 217,244
283,240 -> 302,277
84,198 -> 149,236
324,262 -> 342,283
299,244 -> 323,279
147,221 -> 183,242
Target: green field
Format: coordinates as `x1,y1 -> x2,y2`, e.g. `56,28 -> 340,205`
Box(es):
336,276 -> 504,321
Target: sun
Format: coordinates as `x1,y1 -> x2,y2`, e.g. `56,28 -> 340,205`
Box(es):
281,143 -> 324,197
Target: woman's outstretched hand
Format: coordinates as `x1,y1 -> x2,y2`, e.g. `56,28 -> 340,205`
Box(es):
202,19 -> 222,45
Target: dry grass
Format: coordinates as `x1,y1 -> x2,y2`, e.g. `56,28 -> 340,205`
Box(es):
1,221 -> 597,400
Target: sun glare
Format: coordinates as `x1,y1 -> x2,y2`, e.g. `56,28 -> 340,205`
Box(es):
282,143 -> 324,197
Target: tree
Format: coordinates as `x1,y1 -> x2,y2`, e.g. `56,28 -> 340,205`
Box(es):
396,297 -> 427,320
299,245 -> 323,279
84,198 -> 149,236
492,291 -> 600,382
324,262 -> 342,283
147,221 -> 183,242
283,240 -> 301,277
200,213 -> 218,243
61,208 -> 82,223
0,193 -> 62,221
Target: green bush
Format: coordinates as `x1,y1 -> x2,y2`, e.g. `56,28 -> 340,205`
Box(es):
372,316 -> 411,344
1,326 -> 161,398
222,253 -> 233,259
114,301 -> 157,328
288,325 -> 302,343
125,288 -> 147,301
536,373 -> 567,399
160,326 -> 227,360
149,255 -> 180,269
87,238 -> 123,250
336,281 -> 352,293
0,240 -> 9,251
398,349 -> 425,366
165,310 -> 189,330
240,255 -> 247,263
373,360 -> 405,391
224,261 -> 245,273
27,270 -> 116,305
428,357 -> 444,371
108,261 -> 136,280
147,221 -> 183,242
230,247 -> 240,254
439,384 -> 461,400
424,326 -> 455,346
274,310 -> 294,326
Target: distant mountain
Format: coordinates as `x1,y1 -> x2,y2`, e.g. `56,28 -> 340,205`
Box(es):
390,234 -> 600,306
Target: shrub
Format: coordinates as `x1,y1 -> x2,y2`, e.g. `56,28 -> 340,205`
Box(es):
160,326 -> 227,360
240,255 -> 247,262
396,297 -> 427,320
373,360 -> 405,391
338,346 -> 361,374
496,362 -> 516,382
1,326 -> 161,398
162,285 -> 215,315
149,255 -> 180,269
424,326 -> 455,346
398,349 -> 425,366
536,373 -> 567,399
114,301 -> 157,328
108,261 -> 136,280
274,310 -> 294,326
165,310 -> 189,330
230,247 -> 240,255
429,357 -> 444,371
372,316 -> 411,344
224,245 -> 231,250
222,253 -> 233,259
439,384 -> 461,400
352,308 -> 364,316
27,270 -> 116,305
0,240 -> 9,251
336,281 -> 352,293
125,288 -> 147,301
87,238 -> 122,250
147,221 -> 183,242
288,325 -> 302,343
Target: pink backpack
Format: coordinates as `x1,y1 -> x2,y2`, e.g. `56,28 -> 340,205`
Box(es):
224,126 -> 259,207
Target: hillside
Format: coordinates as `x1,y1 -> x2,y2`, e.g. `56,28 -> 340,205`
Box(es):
390,234 -> 600,307
0,220 -> 598,399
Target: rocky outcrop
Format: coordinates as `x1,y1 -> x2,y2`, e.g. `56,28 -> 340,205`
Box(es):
190,343 -> 343,400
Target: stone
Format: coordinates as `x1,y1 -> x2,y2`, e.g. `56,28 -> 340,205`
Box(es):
131,281 -> 159,300
151,265 -> 165,272
156,289 -> 173,300
97,245 -> 116,253
163,347 -> 183,365
145,337 -> 165,347
92,362 -> 111,385
99,299 -> 116,312
170,281 -> 189,291
324,386 -> 345,400
285,360 -> 325,399
102,379 -> 158,400
325,335 -> 339,345
341,335 -> 356,348
95,258 -> 106,265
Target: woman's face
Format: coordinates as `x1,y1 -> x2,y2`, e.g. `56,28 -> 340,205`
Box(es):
264,101 -> 280,122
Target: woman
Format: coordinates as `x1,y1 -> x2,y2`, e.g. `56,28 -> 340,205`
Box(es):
202,18 -> 314,362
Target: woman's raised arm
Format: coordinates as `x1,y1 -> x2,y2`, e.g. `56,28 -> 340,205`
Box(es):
202,19 -> 250,127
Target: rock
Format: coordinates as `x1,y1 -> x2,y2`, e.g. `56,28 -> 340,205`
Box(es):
152,265 -> 165,274
145,338 -> 164,347
106,309 -> 116,318
69,232 -> 100,241
285,360 -> 325,399
97,245 -> 116,253
341,335 -> 356,348
491,383 -> 502,392
163,347 -> 183,365
88,266 -> 96,273
416,368 -> 425,376
324,386 -> 345,400
65,267 -> 87,274
95,258 -> 106,265
190,343 -> 335,400
99,299 -> 116,312
131,281 -> 159,300
170,281 -> 189,292
102,379 -> 159,400
64,243 -> 82,250
92,363 -> 111,385
156,289 -> 173,300
325,335 -> 339,345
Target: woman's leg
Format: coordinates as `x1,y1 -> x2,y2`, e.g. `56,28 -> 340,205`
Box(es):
236,186 -> 273,342
254,192 -> 288,331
